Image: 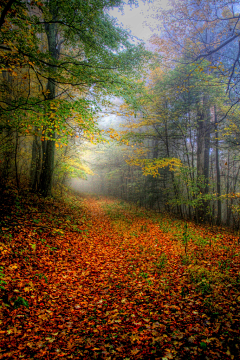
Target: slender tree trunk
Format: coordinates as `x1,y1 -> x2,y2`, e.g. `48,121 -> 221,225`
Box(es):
1,128 -> 13,187
214,106 -> 221,225
226,151 -> 230,226
30,128 -> 42,191
196,96 -> 211,222
164,118 -> 182,217
14,130 -> 19,189
179,125 -> 192,218
231,162 -> 240,230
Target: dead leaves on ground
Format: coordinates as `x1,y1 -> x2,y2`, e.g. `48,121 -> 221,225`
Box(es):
0,191 -> 239,359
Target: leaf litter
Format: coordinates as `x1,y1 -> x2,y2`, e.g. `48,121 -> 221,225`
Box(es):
0,190 -> 239,359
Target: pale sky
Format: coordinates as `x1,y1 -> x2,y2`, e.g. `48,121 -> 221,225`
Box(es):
109,0 -> 171,43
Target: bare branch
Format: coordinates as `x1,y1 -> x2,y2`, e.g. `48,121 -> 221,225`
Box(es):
195,33 -> 240,60
227,41 -> 240,93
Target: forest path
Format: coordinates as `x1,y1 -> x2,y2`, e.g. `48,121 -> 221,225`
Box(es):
51,194 -> 189,359
1,193 -> 239,359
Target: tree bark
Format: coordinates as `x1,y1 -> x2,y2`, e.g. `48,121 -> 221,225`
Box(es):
226,151 -> 230,226
1,71 -> 13,188
39,0 -> 58,197
214,106 -> 221,225
0,0 -> 16,30
30,129 -> 42,191
196,95 -> 211,222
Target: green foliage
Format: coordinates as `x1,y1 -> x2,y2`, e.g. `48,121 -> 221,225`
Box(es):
180,254 -> 191,266
188,267 -> 213,294
2,233 -> 13,243
200,342 -> 207,350
154,253 -> 168,273
30,243 -> 36,252
13,296 -> 29,309
0,266 -> 6,291
33,274 -> 48,283
218,259 -> 231,272
182,222 -> 189,254
139,272 -> 148,279
181,286 -> 189,297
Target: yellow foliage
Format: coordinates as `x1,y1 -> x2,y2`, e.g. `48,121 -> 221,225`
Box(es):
126,157 -> 182,177
67,158 -> 94,175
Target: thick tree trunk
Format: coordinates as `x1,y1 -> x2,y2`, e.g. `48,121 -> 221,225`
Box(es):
39,0 -> 58,197
1,71 -> 13,188
1,128 -> 13,187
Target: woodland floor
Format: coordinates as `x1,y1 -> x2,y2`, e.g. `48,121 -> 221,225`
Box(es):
0,189 -> 240,359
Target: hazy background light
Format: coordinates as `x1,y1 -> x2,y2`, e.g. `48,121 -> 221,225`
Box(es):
71,2 -> 173,194
109,0 -> 171,43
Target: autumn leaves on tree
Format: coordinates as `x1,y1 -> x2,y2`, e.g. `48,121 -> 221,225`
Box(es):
0,0 -> 147,196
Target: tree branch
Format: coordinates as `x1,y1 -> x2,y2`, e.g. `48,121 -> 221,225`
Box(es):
227,41 -> 240,93
195,33 -> 240,60
0,0 -> 16,29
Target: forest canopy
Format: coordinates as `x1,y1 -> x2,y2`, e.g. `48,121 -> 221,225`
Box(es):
0,0 -> 149,195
